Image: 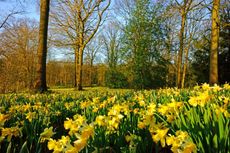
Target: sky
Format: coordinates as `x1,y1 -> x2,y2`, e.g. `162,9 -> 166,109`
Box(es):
0,0 -> 39,21
0,0 -> 68,60
0,0 -> 114,61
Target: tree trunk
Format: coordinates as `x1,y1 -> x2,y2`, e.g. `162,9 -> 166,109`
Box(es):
177,10 -> 186,88
76,19 -> 85,91
76,47 -> 83,90
74,47 -> 79,87
34,0 -> 50,93
181,45 -> 189,88
181,34 -> 192,88
90,59 -> 93,87
209,0 -> 220,85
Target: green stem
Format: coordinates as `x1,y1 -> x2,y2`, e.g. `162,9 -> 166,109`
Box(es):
154,113 -> 176,133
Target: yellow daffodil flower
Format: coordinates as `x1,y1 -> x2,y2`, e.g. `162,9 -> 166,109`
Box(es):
40,126 -> 55,142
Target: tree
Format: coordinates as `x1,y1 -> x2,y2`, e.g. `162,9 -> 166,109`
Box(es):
190,0 -> 229,85
46,60 -> 75,87
0,0 -> 26,29
174,0 -> 203,88
181,5 -> 207,88
0,19 -> 38,93
209,0 -> 220,85
50,0 -> 111,90
102,22 -> 128,88
34,0 -> 50,93
84,36 -> 102,86
102,23 -> 121,70
160,1 -> 180,87
218,0 -> 230,84
192,36 -> 210,84
0,11 -> 22,29
122,0 -> 166,89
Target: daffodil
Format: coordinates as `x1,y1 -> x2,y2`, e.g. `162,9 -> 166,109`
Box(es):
59,136 -> 70,147
64,118 -> 74,130
95,115 -> 106,126
146,103 -> 156,115
158,105 -> 169,115
189,91 -> 210,107
137,121 -> 146,129
139,100 -> 145,107
74,135 -> 87,152
73,114 -> 86,125
92,107 -> 99,112
48,138 -> 63,152
0,113 -> 9,127
22,103 -> 31,111
40,127 -> 55,142
223,83 -> 230,90
151,128 -> 169,147
183,141 -> 196,153
175,131 -> 189,141
64,118 -> 80,136
125,135 -> 132,143
26,111 -> 36,122
166,131 -> 196,153
166,135 -> 176,146
108,116 -> 119,130
107,96 -> 116,104
80,101 -> 90,109
202,83 -> 210,90
188,97 -> 198,107
133,108 -> 139,114
1,126 -> 21,141
65,144 -> 78,153
213,84 -> 222,92
81,124 -> 94,139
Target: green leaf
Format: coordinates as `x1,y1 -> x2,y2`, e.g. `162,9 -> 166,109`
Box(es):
213,134 -> 218,149
218,114 -> 224,141
6,142 -> 12,153
19,141 -> 29,153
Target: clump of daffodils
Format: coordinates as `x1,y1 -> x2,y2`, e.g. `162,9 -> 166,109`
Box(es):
64,114 -> 86,136
94,104 -> 129,134
1,126 -> 22,141
47,114 -> 94,153
188,91 -> 210,107
149,123 -> 169,147
149,123 -> 196,153
166,131 -> 196,153
158,99 -> 183,122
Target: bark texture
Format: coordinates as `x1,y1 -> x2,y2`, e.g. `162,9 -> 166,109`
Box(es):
35,0 -> 50,93
209,0 -> 220,85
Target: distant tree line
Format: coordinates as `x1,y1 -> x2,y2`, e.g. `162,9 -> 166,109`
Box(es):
0,0 -> 229,93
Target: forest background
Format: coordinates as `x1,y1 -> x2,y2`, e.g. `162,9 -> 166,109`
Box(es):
0,0 -> 229,93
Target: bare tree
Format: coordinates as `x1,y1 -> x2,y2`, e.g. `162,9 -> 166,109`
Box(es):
102,22 -> 121,69
180,5 -> 208,88
0,0 -> 28,29
0,11 -> 23,29
84,36 -> 102,86
0,19 -> 38,93
51,0 -> 111,90
34,0 -> 50,93
174,0 -> 204,88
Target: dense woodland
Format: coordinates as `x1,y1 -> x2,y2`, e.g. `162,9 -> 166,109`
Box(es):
0,0 -> 229,93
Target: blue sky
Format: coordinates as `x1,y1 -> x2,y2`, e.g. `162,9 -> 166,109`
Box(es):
0,0 -> 113,61
0,0 -> 39,21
